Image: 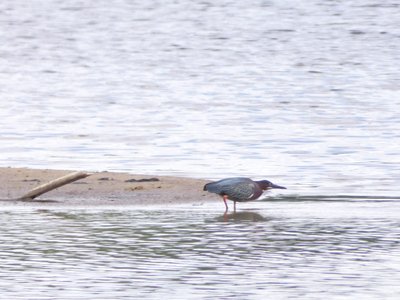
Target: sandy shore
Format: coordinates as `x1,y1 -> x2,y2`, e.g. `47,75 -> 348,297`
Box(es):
0,167 -> 212,207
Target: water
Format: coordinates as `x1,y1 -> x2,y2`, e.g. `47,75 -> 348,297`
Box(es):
0,0 -> 399,196
1,0 -> 400,298
0,199 -> 399,299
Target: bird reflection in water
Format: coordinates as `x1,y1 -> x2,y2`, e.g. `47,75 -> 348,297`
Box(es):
216,211 -> 268,222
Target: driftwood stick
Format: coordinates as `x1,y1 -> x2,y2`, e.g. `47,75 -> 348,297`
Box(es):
19,171 -> 92,200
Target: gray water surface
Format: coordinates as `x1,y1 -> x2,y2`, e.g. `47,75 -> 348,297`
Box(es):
0,0 -> 399,196
1,198 -> 399,299
1,1 -> 400,298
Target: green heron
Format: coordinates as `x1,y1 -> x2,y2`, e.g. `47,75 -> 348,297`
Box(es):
203,177 -> 286,212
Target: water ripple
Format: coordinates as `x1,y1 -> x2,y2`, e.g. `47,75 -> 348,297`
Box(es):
0,203 -> 399,299
0,0 -> 399,198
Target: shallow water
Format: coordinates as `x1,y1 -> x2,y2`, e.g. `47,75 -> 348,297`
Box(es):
0,197 -> 399,299
1,1 -> 400,298
0,0 -> 399,196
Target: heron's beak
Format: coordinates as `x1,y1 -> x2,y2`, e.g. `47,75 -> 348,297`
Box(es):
269,183 -> 287,189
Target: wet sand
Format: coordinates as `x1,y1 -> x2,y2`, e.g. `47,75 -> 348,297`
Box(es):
0,167 -> 212,207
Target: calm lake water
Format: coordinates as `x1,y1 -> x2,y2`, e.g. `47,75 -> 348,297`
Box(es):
0,0 -> 399,298
0,199 -> 399,300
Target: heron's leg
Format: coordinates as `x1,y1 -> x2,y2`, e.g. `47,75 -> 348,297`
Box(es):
234,201 -> 236,213
222,195 -> 229,212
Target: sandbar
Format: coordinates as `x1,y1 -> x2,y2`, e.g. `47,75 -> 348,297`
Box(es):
0,167 -> 212,207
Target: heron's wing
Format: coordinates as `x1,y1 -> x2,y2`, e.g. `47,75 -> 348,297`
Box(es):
222,181 -> 259,201
204,177 -> 251,194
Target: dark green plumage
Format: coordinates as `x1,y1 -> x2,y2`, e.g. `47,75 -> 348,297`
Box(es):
203,177 -> 263,202
203,177 -> 286,211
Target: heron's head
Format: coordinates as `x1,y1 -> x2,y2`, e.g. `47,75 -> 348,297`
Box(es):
257,180 -> 286,190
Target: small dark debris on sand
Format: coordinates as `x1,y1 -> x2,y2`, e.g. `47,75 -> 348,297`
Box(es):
98,177 -> 112,181
125,178 -> 160,183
